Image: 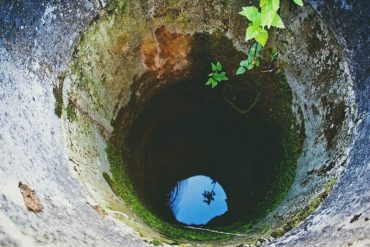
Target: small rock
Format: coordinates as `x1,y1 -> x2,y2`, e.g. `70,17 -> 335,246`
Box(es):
18,182 -> 44,212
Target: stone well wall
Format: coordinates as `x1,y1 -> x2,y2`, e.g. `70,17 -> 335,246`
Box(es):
0,0 -> 369,246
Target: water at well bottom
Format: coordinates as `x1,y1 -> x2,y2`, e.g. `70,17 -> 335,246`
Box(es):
168,175 -> 228,226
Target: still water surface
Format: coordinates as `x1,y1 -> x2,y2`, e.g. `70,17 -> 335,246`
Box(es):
168,175 -> 228,225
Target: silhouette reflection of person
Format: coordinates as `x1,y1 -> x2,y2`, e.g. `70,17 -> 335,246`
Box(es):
202,190 -> 216,205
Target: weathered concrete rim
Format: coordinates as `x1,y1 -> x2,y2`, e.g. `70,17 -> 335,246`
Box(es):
0,0 -> 369,246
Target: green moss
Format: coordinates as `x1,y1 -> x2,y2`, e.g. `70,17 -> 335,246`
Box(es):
105,142 -> 228,241
66,0 -> 151,122
52,74 -> 77,122
104,73 -> 304,241
191,35 -> 302,231
149,239 -> 162,246
270,177 -> 337,238
76,1 -> 301,241
62,0 -> 334,243
102,172 -> 114,188
66,99 -> 77,122
215,75 -> 304,234
263,76 -> 304,208
53,75 -> 64,118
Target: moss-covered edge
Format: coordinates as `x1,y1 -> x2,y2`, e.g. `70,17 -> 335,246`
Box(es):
66,98 -> 77,122
270,177 -> 337,238
105,141 -> 233,242
53,72 -> 78,122
53,74 -> 64,118
67,20 -> 306,241
206,73 -> 304,235
104,80 -> 305,243
261,74 -> 304,212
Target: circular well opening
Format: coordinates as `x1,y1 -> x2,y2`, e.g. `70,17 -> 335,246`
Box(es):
60,1 -> 356,243
123,75 -> 288,227
107,31 -> 304,239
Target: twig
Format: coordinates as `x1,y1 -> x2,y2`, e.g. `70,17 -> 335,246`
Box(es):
222,85 -> 261,114
182,225 -> 248,237
105,209 -> 130,219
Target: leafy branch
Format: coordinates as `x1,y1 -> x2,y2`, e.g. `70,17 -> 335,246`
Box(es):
236,42 -> 262,75
237,0 -> 303,75
206,0 -> 303,86
206,62 -> 229,88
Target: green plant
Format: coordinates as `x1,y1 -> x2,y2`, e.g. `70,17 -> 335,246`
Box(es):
237,0 -> 303,74
236,42 -> 262,75
293,0 -> 304,6
104,142 -> 227,241
270,177 -> 336,238
207,0 -> 303,80
205,62 -> 228,88
240,1 -> 283,47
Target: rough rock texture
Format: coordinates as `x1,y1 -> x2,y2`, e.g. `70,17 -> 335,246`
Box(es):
273,1 -> 370,246
0,0 -> 369,247
0,1 -> 149,247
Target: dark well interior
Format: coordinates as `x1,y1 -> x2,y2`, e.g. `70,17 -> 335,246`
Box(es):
110,36 -> 303,227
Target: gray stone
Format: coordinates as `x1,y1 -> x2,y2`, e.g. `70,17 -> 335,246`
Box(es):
0,0 -> 369,246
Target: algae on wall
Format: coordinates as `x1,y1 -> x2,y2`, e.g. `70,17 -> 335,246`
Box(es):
59,0 -> 355,245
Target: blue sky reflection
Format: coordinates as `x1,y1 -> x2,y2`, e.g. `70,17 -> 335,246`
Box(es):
168,175 -> 228,226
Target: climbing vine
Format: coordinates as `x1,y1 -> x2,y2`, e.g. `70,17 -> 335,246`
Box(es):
206,0 -> 303,87
236,42 -> 262,75
206,61 -> 229,88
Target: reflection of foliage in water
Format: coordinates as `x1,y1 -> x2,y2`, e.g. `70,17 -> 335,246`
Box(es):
202,190 -> 215,205
202,180 -> 217,205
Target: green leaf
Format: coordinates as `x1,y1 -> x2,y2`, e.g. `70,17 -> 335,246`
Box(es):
253,14 -> 262,27
261,7 -> 276,28
240,60 -> 249,67
206,78 -> 216,86
256,28 -> 268,46
247,63 -> 254,70
210,79 -> 218,88
221,75 -> 229,81
216,62 -> 222,71
219,73 -> 229,81
260,0 -> 268,8
271,0 -> 280,11
271,14 -> 285,28
239,6 -> 260,22
293,0 -> 304,6
236,66 -> 246,75
245,25 -> 259,41
255,59 -> 261,67
211,63 -> 217,72
213,72 -> 229,82
213,74 -> 221,81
